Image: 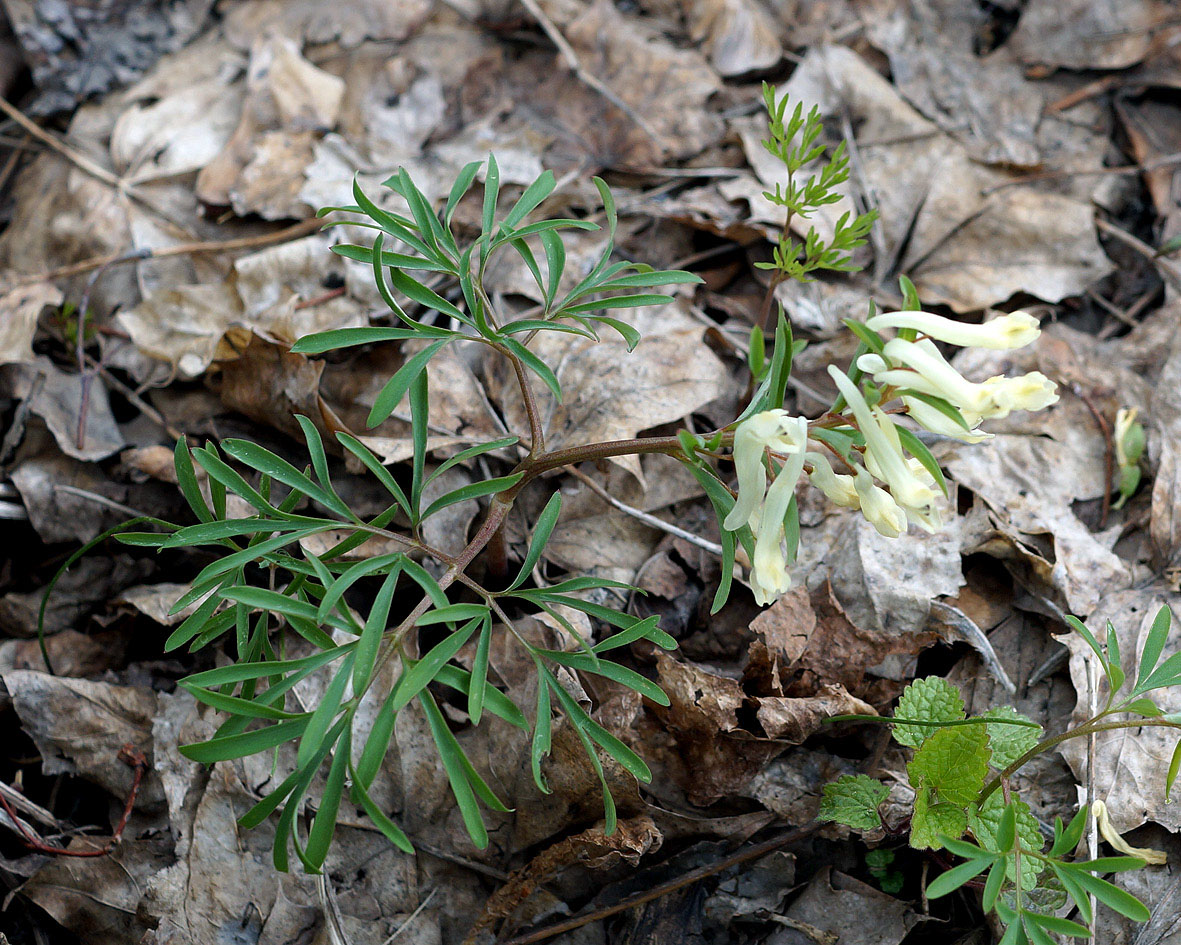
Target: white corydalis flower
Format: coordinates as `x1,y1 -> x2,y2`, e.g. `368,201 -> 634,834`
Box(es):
724,411 -> 809,606
866,309 -> 1041,350
828,366 -> 939,523
853,467 -> 907,538
806,452 -> 859,508
723,410 -> 807,531
874,338 -> 1059,420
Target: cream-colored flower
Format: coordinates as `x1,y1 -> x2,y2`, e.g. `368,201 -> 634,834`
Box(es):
806,452 -> 860,508
978,372 -> 1059,415
750,442 -> 807,605
866,309 -> 1041,350
854,467 -> 907,538
872,339 -> 1059,420
901,395 -> 990,443
1093,800 -> 1167,865
723,411 -> 809,606
828,367 -> 939,519
723,410 -> 808,531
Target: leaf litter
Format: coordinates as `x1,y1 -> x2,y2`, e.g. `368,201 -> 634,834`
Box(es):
0,1 -> 1180,943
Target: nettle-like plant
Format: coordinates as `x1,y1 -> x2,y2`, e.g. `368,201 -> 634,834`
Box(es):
109,86 -> 1160,938
820,605 -> 1181,941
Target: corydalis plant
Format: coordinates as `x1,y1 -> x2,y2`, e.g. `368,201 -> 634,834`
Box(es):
115,92 -> 1056,877
819,605 -> 1181,941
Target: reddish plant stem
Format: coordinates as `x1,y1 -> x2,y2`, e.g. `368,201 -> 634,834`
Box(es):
0,744 -> 147,857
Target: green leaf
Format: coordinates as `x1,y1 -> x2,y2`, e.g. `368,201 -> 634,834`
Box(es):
594,270 -> 703,289
843,317 -> 885,354
426,436 -> 520,485
304,726 -> 351,871
969,792 -> 1043,889
480,154 -> 500,263
434,665 -> 527,729
330,243 -> 452,272
353,566 -> 401,692
297,653 -> 355,767
560,293 -> 672,317
192,446 -> 278,514
409,365 -> 429,519
508,491 -> 561,591
419,690 -> 491,848
368,339 -> 448,428
499,169 -> 555,233
981,706 -> 1043,770
293,325 -> 452,354
388,269 -> 472,327
893,676 -> 965,748
175,437 -> 213,523
1049,806 -> 1089,857
816,774 -> 889,830
180,683 -> 307,720
907,724 -> 989,806
540,650 -> 670,706
500,336 -> 563,402
317,553 -> 402,623
415,603 -> 490,625
1167,739 -> 1181,802
1069,868 -> 1151,921
420,473 -> 524,521
530,676 -> 553,793
164,588 -> 222,651
1137,605 -> 1172,689
1107,620 -> 1126,693
1026,913 -> 1091,939
468,616 -> 492,725
926,856 -> 994,898
589,316 -> 642,351
592,615 -> 676,652
221,439 -> 353,519
350,767 -> 414,853
893,424 -> 948,496
444,160 -> 483,227
390,617 -> 481,713
982,858 -> 1006,912
336,432 -> 412,519
351,177 -> 440,263
180,717 -> 310,763
546,671 -> 651,782
183,528 -> 328,604
540,228 -> 566,310
182,646 -> 353,688
909,786 -> 967,850
1064,614 -> 1108,673
161,517 -> 313,548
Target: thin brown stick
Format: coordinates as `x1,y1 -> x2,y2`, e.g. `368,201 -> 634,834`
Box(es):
0,95 -> 126,193
498,824 -> 818,944
20,217 -> 323,285
1095,216 -> 1181,293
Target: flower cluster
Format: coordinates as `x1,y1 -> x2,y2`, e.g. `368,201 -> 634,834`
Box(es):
727,309 -> 1059,605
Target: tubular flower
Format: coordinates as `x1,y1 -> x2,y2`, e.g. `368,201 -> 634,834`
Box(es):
1093,800 -> 1167,865
901,395 -> 990,443
723,410 -> 808,531
723,411 -> 809,605
828,367 -> 940,527
866,309 -> 1041,350
806,452 -> 860,508
854,467 -> 907,538
873,338 -> 1059,420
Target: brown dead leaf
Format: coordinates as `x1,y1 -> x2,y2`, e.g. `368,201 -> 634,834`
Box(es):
2,671 -> 163,805
222,0 -> 434,48
754,685 -> 875,741
0,630 -> 126,678
1,359 -> 124,461
690,0 -> 782,77
0,277 -> 61,365
779,868 -> 916,945
543,0 -> 724,165
197,35 -> 344,218
1009,0 -> 1169,71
